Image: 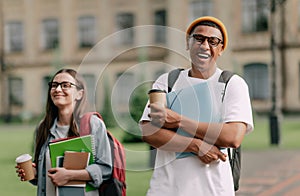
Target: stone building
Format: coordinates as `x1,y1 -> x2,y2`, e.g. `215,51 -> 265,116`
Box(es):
0,0 -> 299,121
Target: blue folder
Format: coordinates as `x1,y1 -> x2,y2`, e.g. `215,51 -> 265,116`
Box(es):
166,82 -> 216,159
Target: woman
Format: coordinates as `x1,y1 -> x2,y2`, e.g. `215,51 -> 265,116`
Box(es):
16,68 -> 112,196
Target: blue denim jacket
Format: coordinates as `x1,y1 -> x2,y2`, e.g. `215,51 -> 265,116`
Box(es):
30,115 -> 112,196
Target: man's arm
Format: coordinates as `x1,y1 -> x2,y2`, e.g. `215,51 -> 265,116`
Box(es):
149,103 -> 247,148
140,120 -> 227,163
180,116 -> 247,148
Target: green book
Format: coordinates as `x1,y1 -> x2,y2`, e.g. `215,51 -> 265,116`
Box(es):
49,135 -> 95,192
49,135 -> 95,167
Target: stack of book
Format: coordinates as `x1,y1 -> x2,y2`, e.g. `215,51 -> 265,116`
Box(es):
49,135 -> 96,196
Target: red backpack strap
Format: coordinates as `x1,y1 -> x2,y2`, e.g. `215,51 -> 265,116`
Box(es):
108,132 -> 126,182
82,112 -> 127,195
79,112 -> 103,136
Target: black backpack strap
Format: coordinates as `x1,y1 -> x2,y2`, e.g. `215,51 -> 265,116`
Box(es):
219,71 -> 241,191
218,70 -> 234,102
168,68 -> 184,93
219,71 -> 235,156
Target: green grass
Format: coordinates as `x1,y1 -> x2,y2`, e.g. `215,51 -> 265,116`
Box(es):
0,125 -> 37,196
242,115 -> 300,150
1,115 -> 300,195
0,124 -> 152,196
110,128 -> 153,195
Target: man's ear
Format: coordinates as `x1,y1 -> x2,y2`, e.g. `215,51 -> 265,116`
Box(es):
186,37 -> 190,50
218,46 -> 224,56
75,89 -> 83,101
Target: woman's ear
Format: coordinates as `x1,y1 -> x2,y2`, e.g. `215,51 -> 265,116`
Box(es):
75,89 -> 84,101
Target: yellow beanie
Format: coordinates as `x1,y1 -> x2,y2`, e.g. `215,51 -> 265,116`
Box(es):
186,16 -> 228,50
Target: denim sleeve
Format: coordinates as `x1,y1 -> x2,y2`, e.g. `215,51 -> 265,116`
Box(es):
85,115 -> 113,188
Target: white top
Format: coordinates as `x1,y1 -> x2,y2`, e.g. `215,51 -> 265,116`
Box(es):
140,68 -> 254,196
46,124 -> 69,196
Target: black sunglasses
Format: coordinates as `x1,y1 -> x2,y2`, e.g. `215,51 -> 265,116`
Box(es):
191,34 -> 223,47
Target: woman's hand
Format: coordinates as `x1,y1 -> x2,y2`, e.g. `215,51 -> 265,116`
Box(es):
48,167 -> 71,186
15,163 -> 36,181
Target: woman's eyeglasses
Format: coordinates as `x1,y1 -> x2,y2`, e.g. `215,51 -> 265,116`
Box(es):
48,81 -> 81,90
191,34 -> 223,47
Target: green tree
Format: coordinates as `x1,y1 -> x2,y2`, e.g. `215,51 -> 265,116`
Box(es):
100,79 -> 116,128
123,82 -> 150,143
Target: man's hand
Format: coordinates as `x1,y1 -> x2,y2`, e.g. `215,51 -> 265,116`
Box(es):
149,103 -> 181,129
197,141 -> 227,164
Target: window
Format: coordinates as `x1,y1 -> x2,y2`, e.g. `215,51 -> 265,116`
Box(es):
242,0 -> 269,32
82,74 -> 96,104
5,21 -> 23,52
243,63 -> 269,100
298,0 -> 300,28
188,0 -> 213,22
116,13 -> 135,45
42,76 -> 52,105
154,10 -> 167,43
113,72 -> 135,106
9,77 -> 23,106
41,19 -> 59,49
78,16 -> 96,48
299,63 -> 300,98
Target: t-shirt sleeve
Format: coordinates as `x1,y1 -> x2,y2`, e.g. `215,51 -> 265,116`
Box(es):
222,75 -> 254,134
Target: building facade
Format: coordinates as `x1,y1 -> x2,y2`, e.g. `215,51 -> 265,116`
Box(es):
0,0 -> 300,121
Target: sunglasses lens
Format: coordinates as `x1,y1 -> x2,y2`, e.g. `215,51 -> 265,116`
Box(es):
208,37 -> 220,46
192,34 -> 222,47
193,34 -> 205,42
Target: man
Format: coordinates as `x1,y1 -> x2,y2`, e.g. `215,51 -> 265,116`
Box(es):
140,16 -> 253,195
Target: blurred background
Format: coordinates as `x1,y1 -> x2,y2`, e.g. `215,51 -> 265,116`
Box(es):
2,0 -> 300,123
0,0 -> 300,195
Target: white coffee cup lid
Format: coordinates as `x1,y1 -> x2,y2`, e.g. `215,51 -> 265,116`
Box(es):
16,154 -> 32,163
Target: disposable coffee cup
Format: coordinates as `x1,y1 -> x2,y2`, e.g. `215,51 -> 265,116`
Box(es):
148,89 -> 167,107
16,154 -> 35,181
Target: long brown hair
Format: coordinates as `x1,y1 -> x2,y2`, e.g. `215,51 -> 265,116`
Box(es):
34,69 -> 89,165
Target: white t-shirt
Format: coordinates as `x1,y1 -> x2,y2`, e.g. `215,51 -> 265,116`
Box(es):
140,68 -> 254,196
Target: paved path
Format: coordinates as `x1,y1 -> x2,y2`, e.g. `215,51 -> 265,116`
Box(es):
236,149 -> 300,196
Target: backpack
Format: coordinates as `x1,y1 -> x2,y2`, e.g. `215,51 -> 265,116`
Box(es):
168,68 -> 241,191
80,112 -> 126,196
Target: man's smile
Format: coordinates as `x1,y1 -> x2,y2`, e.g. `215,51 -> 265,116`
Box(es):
197,52 -> 210,59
